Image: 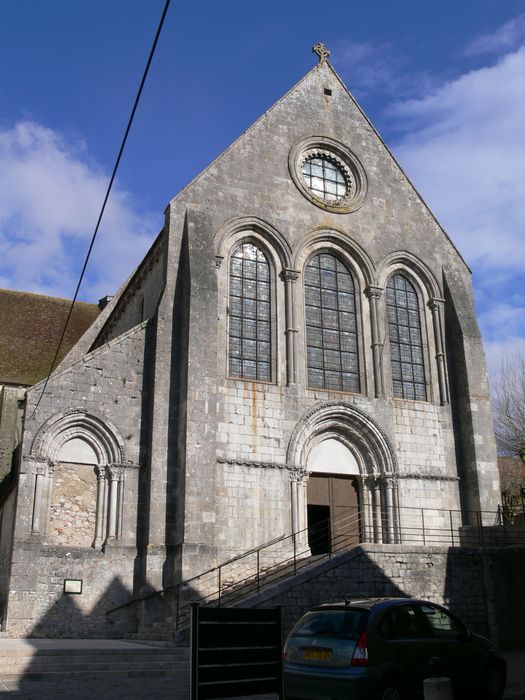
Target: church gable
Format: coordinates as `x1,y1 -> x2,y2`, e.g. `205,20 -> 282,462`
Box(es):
168,59 -> 468,289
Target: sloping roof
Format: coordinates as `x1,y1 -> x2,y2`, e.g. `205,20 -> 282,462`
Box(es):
0,289 -> 100,387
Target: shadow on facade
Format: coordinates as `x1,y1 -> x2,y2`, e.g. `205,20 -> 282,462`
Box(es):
134,316 -> 160,598
28,575 -> 132,639
164,224 -> 191,588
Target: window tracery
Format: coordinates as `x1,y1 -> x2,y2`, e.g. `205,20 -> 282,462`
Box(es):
228,242 -> 272,382
386,274 -> 426,400
304,252 -> 360,392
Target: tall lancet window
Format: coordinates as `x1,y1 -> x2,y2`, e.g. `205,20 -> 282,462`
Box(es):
305,252 -> 360,392
228,242 -> 271,381
387,274 -> 426,400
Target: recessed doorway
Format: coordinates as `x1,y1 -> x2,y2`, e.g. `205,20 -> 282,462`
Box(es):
307,474 -> 360,554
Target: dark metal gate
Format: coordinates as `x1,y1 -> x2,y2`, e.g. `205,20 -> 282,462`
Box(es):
190,604 -> 283,700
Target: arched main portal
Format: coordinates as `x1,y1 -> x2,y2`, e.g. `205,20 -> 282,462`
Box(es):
306,438 -> 360,554
287,402 -> 400,548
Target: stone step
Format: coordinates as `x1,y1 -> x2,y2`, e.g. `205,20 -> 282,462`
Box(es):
0,641 -> 190,681
0,667 -> 185,682
126,632 -> 174,642
1,659 -> 184,672
0,648 -> 184,659
0,649 -> 187,668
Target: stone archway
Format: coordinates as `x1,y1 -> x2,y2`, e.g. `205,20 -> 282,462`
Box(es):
287,401 -> 400,547
29,409 -> 128,548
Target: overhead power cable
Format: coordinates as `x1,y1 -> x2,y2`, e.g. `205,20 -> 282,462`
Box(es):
29,0 -> 172,420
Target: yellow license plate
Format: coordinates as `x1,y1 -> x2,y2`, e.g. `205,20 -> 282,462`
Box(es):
303,648 -> 331,660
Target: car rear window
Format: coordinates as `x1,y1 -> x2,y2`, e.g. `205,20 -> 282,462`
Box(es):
291,609 -> 367,640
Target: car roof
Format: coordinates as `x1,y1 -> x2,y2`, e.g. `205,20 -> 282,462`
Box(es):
311,597 -> 429,612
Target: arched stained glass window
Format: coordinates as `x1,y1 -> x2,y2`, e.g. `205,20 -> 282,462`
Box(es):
305,253 -> 360,392
387,274 -> 426,400
228,242 -> 271,382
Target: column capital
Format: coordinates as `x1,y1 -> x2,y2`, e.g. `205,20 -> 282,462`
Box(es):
95,465 -> 107,481
384,473 -> 398,487
365,285 -> 383,300
287,465 -> 309,484
26,457 -> 53,477
427,297 -> 445,311
107,464 -> 125,481
281,269 -> 300,283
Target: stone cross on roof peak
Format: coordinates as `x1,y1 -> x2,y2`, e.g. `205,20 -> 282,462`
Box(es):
312,43 -> 330,64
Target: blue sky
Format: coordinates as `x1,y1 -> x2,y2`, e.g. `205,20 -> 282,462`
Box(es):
1,1 -> 524,380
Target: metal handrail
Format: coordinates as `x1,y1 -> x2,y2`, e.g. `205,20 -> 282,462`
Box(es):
106,504 -> 525,631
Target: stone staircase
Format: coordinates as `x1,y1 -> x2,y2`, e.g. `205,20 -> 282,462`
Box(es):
0,639 -> 189,682
123,552 -> 329,644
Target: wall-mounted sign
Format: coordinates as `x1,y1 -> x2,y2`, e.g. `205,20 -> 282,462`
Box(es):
63,579 -> 83,594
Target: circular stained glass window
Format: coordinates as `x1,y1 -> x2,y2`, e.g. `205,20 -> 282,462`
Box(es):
289,137 -> 367,214
302,156 -> 348,203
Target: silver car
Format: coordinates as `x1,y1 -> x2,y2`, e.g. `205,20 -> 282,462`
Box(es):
283,597 -> 506,700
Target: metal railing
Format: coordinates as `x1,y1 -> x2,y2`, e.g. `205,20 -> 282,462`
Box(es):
107,504 -> 525,634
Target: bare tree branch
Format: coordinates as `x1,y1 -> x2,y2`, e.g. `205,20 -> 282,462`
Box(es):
492,350 -> 525,460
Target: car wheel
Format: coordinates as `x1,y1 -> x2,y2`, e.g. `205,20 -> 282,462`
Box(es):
482,663 -> 505,700
375,679 -> 405,700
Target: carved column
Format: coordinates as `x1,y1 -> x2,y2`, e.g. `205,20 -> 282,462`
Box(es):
428,298 -> 448,405
372,480 -> 383,543
105,465 -> 124,544
365,286 -> 384,398
30,459 -> 53,534
282,270 -> 300,385
385,476 -> 395,544
93,466 -> 107,549
359,476 -> 372,543
289,466 -> 308,533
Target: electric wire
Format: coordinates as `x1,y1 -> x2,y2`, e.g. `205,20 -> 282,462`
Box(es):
28,0 -> 171,420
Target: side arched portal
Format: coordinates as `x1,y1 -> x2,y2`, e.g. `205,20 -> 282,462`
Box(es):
29,410 -> 128,549
287,402 -> 399,548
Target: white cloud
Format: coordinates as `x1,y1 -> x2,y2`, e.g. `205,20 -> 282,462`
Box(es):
390,47 -> 525,273
465,13 -> 525,56
0,121 -> 157,301
388,43 -> 525,379
332,39 -> 431,98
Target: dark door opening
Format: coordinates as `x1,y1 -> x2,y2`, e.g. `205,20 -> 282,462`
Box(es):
307,504 -> 331,554
307,474 -> 360,554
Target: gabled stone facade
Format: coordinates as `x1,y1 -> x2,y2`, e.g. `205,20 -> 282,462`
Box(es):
0,54 -> 500,637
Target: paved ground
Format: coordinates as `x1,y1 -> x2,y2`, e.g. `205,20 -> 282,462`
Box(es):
0,641 -> 523,699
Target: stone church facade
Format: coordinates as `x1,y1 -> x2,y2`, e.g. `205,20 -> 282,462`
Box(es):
0,49 -> 500,637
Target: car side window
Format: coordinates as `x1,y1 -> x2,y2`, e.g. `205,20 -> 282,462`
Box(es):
379,605 -> 430,640
420,605 -> 463,640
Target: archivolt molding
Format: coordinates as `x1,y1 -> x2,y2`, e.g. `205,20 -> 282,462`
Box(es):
287,400 -> 397,478
215,216 -> 292,270
31,408 -> 126,466
292,228 -> 375,286
376,251 -> 441,300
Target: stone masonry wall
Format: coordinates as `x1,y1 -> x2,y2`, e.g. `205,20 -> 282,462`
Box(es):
0,487 -> 16,626
238,543 -> 525,648
93,237 -> 165,348
5,323 -> 150,637
0,386 -> 24,484
48,463 -> 97,547
215,461 -> 292,556
6,541 -> 137,638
